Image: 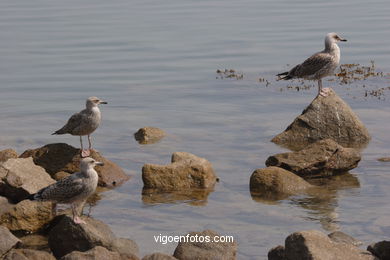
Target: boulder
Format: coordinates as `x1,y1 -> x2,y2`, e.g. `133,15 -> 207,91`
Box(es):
19,234 -> 49,251
272,89 -> 370,151
250,166 -> 313,200
265,139 -> 361,178
328,231 -> 362,246
377,157 -> 390,162
173,229 -> 237,260
3,249 -> 55,260
60,246 -> 139,260
0,157 -> 55,202
268,245 -> 286,260
367,240 -> 390,260
0,149 -> 18,163
19,143 -> 130,187
0,226 -> 21,257
0,196 -> 13,216
0,199 -> 53,232
142,253 -> 177,260
283,230 -> 375,260
134,127 -> 166,144
48,215 -> 138,259
142,152 -> 217,192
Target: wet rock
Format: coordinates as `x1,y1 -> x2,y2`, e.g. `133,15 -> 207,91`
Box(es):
283,230 -> 375,260
0,226 -> 21,257
134,127 -> 166,144
377,157 -> 390,162
0,157 -> 55,202
266,139 -> 361,178
20,143 -> 130,187
142,152 -> 217,192
142,189 -> 211,206
142,253 -> 177,260
250,167 -> 313,199
48,215 -> 138,259
328,231 -> 362,246
3,249 -> 55,260
60,246 -> 139,260
0,199 -> 53,232
367,240 -> 390,260
0,196 -> 13,216
173,229 -> 237,260
272,89 -> 370,151
268,245 -> 286,260
0,149 -> 18,163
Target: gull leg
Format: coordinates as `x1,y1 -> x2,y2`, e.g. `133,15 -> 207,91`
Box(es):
71,203 -> 86,224
80,136 -> 90,157
87,134 -> 92,153
318,79 -> 330,97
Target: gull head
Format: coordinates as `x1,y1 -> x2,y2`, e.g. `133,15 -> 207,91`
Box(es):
80,157 -> 104,172
326,32 -> 347,44
86,96 -> 107,108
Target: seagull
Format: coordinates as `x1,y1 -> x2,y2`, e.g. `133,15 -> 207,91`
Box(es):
28,157 -> 103,224
52,96 -> 107,157
277,33 -> 347,97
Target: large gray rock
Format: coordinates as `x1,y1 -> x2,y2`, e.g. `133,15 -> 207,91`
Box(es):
142,253 -> 177,260
0,226 -> 20,257
272,89 -> 370,151
328,231 -> 362,246
3,249 -> 55,260
60,246 -> 139,260
0,157 -> 55,202
367,240 -> 390,260
142,152 -> 217,192
20,143 -> 130,187
266,139 -> 361,178
48,215 -> 138,259
250,166 -> 313,199
0,199 -> 53,232
134,127 -> 166,144
0,149 -> 18,163
173,229 -> 237,260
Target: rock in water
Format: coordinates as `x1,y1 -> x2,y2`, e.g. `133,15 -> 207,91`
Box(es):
271,89 -> 370,151
0,149 -> 18,163
367,241 -> 390,260
134,127 -> 166,144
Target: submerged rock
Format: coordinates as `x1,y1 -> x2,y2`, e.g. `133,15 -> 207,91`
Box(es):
0,149 -> 18,163
142,152 -> 217,192
134,127 -> 166,144
20,143 -> 130,187
0,157 -> 55,203
0,226 -> 21,257
367,240 -> 390,260
272,89 -> 370,151
249,167 -> 313,200
266,139 -> 361,178
3,248 -> 55,260
173,230 -> 237,260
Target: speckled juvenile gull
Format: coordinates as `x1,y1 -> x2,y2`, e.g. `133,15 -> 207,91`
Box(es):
277,32 -> 347,97
29,157 -> 103,224
52,96 -> 107,157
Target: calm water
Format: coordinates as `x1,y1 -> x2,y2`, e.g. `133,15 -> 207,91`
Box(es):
1,0 -> 390,259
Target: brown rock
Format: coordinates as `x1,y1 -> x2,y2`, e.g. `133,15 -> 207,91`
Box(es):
3,249 -> 55,260
0,149 -> 18,163
142,152 -> 217,192
60,246 -> 139,260
328,231 -> 362,246
134,127 -> 166,144
0,226 -> 21,257
284,230 -> 375,260
53,171 -> 71,181
377,157 -> 390,162
250,167 -> 313,200
272,89 -> 370,151
173,229 -> 237,260
268,245 -> 286,260
19,234 -> 49,251
0,157 -> 55,202
142,253 -> 177,260
19,143 -> 130,187
266,139 -> 361,178
0,196 -> 13,216
367,240 -> 390,260
0,199 -> 53,232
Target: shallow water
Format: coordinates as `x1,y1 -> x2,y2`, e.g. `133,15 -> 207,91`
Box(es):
1,0 -> 390,258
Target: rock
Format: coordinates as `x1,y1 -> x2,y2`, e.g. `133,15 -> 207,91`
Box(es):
0,199 -> 53,232
173,229 -> 237,260
328,231 -> 362,246
111,238 -> 139,257
377,157 -> 390,162
20,143 -> 130,187
268,245 -> 286,260
265,139 -> 361,178
283,230 -> 375,260
0,157 -> 55,202
53,171 -> 71,181
3,249 -> 56,260
0,196 -> 13,216
272,89 -> 370,151
48,215 -> 138,259
142,152 -> 217,192
142,253 -> 177,260
60,246 -> 139,260
0,149 -> 18,163
134,127 -> 166,144
0,226 -> 21,257
250,166 -> 313,199
19,234 -> 49,251
367,240 -> 390,260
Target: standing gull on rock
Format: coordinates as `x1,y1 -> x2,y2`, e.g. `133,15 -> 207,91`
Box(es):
52,96 -> 107,157
277,32 -> 347,97
28,157 -> 103,224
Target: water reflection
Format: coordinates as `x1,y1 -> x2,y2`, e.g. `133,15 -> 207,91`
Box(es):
141,188 -> 213,206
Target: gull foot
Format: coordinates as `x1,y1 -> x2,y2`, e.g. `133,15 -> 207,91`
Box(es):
73,216 -> 86,224
81,149 -> 90,157
319,88 -> 331,97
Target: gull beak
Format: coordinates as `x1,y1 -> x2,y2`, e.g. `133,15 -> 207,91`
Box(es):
339,38 -> 347,42
99,100 -> 108,104
96,161 -> 104,166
